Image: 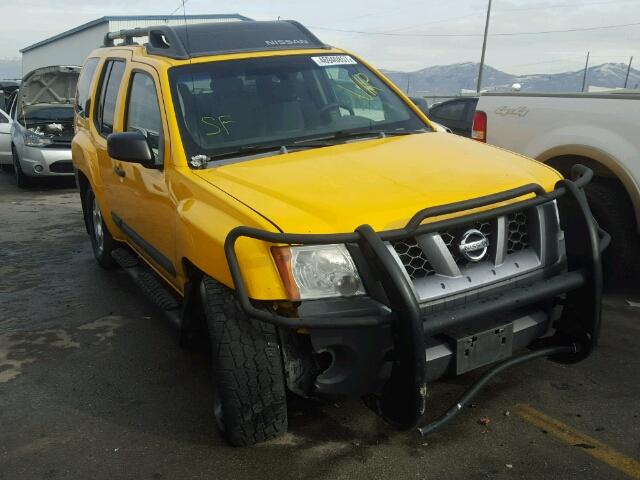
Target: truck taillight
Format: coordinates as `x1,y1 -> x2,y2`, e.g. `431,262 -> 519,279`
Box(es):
472,111 -> 487,142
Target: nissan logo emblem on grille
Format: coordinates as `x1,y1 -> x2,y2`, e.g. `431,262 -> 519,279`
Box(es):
459,229 -> 490,262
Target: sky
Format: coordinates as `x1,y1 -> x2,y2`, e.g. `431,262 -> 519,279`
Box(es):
1,0 -> 639,74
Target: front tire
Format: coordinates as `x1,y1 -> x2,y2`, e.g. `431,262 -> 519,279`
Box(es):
201,278 -> 288,446
12,146 -> 31,188
85,185 -> 116,268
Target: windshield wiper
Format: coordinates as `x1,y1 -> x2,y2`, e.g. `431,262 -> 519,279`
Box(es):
204,129 -> 427,162
208,142 -> 331,161
298,128 -> 427,145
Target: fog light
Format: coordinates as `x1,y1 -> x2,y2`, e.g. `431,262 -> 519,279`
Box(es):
33,164 -> 43,173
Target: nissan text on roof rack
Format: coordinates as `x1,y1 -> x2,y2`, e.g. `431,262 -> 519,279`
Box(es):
72,19 -> 610,446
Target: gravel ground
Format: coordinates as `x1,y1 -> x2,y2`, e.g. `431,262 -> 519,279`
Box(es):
0,171 -> 639,480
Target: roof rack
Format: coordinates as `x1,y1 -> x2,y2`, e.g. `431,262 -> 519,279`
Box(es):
104,26 -> 189,58
102,20 -> 329,60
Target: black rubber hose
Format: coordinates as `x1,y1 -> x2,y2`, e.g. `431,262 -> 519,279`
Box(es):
417,344 -> 578,437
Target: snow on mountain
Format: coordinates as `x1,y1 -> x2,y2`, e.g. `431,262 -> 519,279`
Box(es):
381,62 -> 640,96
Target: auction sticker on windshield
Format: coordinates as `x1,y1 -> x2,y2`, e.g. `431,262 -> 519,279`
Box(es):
311,55 -> 357,67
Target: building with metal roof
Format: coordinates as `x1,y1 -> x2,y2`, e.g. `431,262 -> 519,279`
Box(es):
19,14 -> 250,75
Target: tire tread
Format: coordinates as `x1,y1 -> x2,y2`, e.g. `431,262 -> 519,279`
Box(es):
586,179 -> 638,283
202,278 -> 288,446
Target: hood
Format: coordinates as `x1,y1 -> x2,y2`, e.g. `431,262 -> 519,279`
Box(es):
194,133 -> 562,234
19,65 -> 80,107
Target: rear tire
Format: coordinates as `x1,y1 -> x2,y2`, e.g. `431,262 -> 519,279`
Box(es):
585,179 -> 639,284
85,185 -> 116,269
12,146 -> 31,188
200,277 -> 288,446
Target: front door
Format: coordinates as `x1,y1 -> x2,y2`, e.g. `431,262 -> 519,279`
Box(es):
107,66 -> 177,282
92,58 -> 177,283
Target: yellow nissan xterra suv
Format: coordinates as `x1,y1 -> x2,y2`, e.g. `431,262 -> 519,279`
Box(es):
72,20 -> 609,446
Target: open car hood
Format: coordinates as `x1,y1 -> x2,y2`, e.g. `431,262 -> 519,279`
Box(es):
19,65 -> 80,107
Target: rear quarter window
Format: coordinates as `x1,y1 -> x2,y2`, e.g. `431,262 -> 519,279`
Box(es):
94,59 -> 126,137
75,58 -> 99,118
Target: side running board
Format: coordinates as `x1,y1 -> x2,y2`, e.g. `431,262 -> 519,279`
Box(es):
111,248 -> 182,329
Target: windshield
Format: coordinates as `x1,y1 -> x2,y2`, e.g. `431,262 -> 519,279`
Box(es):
169,54 -> 429,162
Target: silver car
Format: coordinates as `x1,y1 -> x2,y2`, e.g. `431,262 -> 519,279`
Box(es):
0,108 -> 11,167
9,65 -> 80,187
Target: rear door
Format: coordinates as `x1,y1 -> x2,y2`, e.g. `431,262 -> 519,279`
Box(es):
0,109 -> 11,164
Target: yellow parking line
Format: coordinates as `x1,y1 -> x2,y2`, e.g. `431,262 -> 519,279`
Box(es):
514,404 -> 640,480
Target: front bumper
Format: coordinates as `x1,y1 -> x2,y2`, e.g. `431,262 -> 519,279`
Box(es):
18,145 -> 74,177
225,165 -> 609,428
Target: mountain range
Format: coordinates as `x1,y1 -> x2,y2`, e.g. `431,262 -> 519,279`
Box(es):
3,56 -> 638,97
381,62 -> 640,96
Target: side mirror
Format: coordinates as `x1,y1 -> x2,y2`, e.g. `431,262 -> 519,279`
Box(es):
409,96 -> 430,117
107,131 -> 153,166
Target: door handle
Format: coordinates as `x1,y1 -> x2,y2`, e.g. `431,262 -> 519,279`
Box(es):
114,165 -> 126,178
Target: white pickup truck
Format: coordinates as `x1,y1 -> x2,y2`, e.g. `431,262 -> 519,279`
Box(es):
473,91 -> 640,280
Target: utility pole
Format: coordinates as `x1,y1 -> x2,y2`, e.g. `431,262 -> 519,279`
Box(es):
624,56 -> 634,88
581,51 -> 590,92
477,0 -> 493,93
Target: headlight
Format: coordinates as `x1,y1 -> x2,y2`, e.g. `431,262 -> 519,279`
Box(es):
24,128 -> 53,147
271,244 -> 365,300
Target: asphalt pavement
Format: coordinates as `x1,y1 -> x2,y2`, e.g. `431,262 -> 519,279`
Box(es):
1,171 -> 639,480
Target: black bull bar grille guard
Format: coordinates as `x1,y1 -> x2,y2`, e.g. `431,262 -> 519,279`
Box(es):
224,164 -> 610,432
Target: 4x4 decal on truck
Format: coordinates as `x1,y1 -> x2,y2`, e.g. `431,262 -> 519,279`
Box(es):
494,105 -> 530,117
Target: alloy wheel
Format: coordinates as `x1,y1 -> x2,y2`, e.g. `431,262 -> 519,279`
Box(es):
91,197 -> 105,255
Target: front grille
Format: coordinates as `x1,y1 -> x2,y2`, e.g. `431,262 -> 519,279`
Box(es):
507,211 -> 529,253
392,238 -> 435,279
389,206 -> 556,304
391,212 -> 532,278
49,160 -> 73,173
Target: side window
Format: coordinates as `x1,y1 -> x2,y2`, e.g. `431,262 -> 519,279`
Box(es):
126,72 -> 163,165
433,101 -> 466,121
0,111 -> 8,124
75,58 -> 99,118
95,60 -> 125,136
